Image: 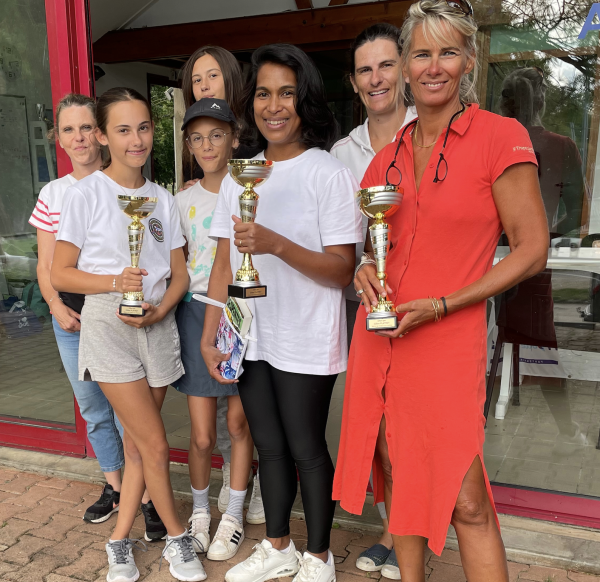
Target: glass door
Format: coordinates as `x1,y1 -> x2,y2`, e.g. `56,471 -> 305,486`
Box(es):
480,1 -> 600,527
0,0 -> 92,455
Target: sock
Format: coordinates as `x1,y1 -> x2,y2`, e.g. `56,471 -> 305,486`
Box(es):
279,542 -> 292,554
225,487 -> 246,524
191,484 -> 210,512
327,551 -> 334,566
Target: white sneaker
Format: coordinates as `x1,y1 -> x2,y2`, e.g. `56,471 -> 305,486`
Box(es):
246,475 -> 265,525
105,538 -> 147,582
218,463 -> 231,513
162,532 -> 207,581
188,507 -> 211,553
207,514 -> 244,561
293,551 -> 336,582
225,539 -> 300,582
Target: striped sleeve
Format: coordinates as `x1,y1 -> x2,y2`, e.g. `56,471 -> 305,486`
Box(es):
28,195 -> 56,234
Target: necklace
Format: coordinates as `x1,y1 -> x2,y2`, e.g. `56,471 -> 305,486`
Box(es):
413,122 -> 437,148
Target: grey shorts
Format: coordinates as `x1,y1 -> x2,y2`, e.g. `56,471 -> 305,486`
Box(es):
79,293 -> 184,387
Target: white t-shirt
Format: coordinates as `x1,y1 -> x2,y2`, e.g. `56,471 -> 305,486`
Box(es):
175,181 -> 218,293
210,148 -> 363,376
29,174 -> 77,234
57,170 -> 185,302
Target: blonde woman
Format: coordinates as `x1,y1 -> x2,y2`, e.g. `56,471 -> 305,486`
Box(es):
30,94 -> 165,541
333,2 -> 548,580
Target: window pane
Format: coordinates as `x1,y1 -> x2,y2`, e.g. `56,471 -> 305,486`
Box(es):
0,0 -> 75,426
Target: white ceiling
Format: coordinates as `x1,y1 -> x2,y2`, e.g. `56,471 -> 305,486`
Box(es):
89,0 -> 385,42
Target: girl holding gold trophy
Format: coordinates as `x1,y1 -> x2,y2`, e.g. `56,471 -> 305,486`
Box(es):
203,44 -> 362,582
174,97 -> 256,562
51,87 -> 206,582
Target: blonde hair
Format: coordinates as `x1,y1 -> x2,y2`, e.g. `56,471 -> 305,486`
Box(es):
47,93 -> 96,140
400,1 -> 479,105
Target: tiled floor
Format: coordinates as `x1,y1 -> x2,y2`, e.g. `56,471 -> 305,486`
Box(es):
1,468 -> 596,582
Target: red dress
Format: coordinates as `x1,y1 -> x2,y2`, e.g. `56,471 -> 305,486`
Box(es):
332,105 -> 538,554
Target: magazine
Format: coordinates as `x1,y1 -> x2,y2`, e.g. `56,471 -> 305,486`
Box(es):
192,295 -> 253,380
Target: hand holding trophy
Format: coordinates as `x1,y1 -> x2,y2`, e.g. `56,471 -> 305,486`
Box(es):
227,159 -> 273,299
357,185 -> 403,331
117,195 -> 158,316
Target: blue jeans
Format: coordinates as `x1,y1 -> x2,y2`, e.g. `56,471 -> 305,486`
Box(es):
52,316 -> 124,473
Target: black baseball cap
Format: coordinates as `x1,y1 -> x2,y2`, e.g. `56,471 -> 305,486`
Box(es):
181,98 -> 237,131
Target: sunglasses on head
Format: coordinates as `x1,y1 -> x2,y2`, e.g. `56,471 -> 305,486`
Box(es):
420,0 -> 474,17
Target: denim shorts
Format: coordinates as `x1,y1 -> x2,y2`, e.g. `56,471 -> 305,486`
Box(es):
79,294 -> 184,387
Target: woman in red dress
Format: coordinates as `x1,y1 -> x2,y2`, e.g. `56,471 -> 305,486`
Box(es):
332,2 -> 549,580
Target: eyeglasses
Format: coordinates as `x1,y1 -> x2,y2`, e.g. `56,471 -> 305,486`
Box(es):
385,102 -> 466,187
186,130 -> 232,149
419,0 -> 473,17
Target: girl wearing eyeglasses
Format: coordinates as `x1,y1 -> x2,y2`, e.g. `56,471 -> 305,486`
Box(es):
180,46 -> 266,526
174,98 -> 255,562
333,2 -> 548,580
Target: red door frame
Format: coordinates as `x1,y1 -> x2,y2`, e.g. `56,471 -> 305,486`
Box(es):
0,0 -> 93,457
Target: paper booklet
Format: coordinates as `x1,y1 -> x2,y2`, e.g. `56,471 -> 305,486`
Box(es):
191,294 -> 253,380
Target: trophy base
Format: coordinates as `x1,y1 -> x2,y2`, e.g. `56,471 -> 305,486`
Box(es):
119,301 -> 145,317
228,282 -> 267,299
366,312 -> 398,331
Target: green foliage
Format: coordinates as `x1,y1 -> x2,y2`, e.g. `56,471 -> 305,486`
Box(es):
150,85 -> 175,193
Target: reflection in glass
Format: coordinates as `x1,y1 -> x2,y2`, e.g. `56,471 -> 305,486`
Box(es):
500,67 -> 585,237
0,0 -> 74,426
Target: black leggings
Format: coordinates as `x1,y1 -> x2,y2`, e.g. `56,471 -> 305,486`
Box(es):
238,360 -> 337,554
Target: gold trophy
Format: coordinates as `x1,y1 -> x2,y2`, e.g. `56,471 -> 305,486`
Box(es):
117,195 -> 158,316
227,159 -> 273,299
357,185 -> 403,331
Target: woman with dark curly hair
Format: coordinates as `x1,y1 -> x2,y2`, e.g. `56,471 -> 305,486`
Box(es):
201,43 -> 362,582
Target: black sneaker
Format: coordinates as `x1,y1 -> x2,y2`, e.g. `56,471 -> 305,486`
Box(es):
83,484 -> 120,523
141,500 -> 167,542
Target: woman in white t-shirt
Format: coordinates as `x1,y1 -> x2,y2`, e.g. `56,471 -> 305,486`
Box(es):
174,98 -> 256,561
51,87 -> 205,582
29,93 -> 146,530
329,24 -> 417,580
203,44 -> 362,582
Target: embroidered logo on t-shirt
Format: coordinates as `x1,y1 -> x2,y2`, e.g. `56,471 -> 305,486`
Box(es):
513,146 -> 534,153
149,218 -> 164,242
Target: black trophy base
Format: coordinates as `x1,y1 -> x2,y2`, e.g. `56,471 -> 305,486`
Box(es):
366,314 -> 398,331
228,284 -> 267,299
119,304 -> 145,317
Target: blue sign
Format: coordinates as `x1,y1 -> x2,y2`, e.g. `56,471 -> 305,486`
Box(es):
579,3 -> 600,39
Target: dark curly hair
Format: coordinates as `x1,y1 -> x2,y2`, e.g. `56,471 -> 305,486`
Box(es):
241,44 -> 339,151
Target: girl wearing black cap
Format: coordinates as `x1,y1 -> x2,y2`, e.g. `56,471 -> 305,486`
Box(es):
175,98 -> 253,562
180,46 -> 266,526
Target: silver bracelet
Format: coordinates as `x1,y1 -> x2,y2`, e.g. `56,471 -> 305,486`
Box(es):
354,254 -> 376,279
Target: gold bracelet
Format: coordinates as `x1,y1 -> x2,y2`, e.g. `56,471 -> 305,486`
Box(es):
429,296 -> 439,322
433,297 -> 442,321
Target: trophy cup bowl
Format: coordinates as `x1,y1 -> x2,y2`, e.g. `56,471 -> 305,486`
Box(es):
117,195 -> 158,317
227,159 -> 274,299
357,185 -> 403,331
